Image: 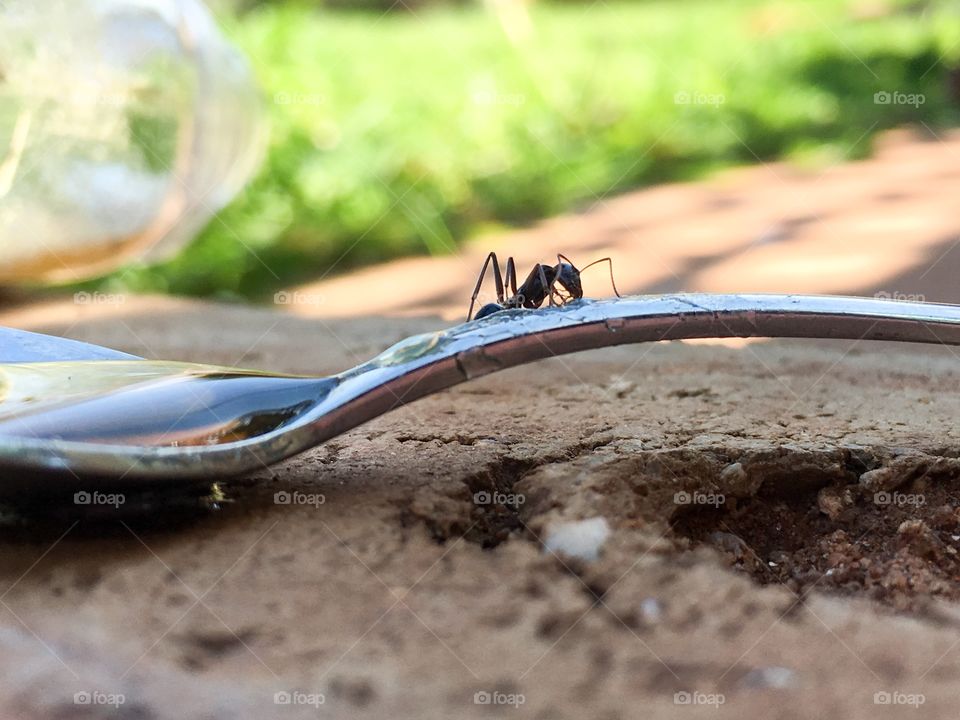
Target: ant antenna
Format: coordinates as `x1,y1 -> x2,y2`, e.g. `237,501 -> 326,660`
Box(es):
577,256 -> 622,298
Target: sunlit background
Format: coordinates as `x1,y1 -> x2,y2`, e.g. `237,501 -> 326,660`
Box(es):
2,0 -> 959,316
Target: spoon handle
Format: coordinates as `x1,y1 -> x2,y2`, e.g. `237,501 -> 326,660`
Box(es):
306,292 -> 960,447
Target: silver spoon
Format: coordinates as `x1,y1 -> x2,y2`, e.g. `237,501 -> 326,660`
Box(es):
2,293 -> 959,494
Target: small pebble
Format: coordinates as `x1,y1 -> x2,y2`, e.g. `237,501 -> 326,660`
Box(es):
544,517 -> 611,562
639,597 -> 662,622
742,666 -> 797,689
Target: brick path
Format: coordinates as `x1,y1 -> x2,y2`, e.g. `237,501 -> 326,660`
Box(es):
287,127 -> 960,320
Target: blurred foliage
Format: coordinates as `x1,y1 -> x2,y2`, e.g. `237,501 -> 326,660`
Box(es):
96,0 -> 960,300
214,0 -> 470,12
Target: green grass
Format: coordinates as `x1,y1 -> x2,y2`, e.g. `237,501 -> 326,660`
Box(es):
97,0 -> 960,299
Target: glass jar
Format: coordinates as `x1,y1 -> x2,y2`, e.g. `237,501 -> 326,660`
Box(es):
0,0 -> 266,282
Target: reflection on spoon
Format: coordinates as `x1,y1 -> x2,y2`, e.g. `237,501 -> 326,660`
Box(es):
0,362 -> 334,446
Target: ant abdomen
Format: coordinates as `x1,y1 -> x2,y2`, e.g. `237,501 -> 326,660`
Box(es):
474,303 -> 505,320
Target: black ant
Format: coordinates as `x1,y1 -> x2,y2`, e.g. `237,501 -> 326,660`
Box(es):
467,252 -> 621,321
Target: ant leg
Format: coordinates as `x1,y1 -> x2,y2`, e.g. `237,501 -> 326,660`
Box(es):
555,253 -> 578,304
505,257 -> 518,296
505,256 -> 519,305
557,253 -> 578,276
492,257 -> 506,303
578,256 -> 622,298
537,263 -> 557,307
467,252 -> 505,321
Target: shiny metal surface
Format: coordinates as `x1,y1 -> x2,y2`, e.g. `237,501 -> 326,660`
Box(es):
2,293 -> 960,488
0,327 -> 140,363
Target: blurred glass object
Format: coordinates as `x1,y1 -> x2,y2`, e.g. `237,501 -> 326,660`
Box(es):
0,0 -> 265,283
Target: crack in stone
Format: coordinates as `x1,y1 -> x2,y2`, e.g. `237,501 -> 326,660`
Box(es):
403,431 -> 960,614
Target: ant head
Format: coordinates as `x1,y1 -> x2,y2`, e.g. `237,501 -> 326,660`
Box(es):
555,262 -> 583,300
